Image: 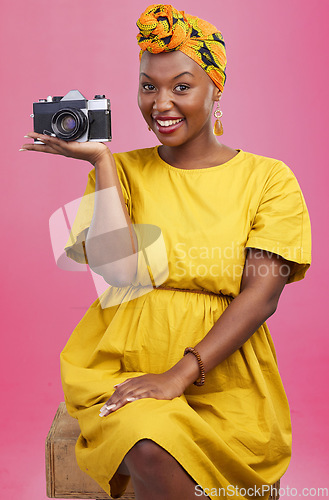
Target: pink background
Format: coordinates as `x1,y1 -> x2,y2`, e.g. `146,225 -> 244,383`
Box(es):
1,0 -> 328,498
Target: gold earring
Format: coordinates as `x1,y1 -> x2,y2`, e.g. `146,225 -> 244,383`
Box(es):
148,125 -> 152,131
213,99 -> 223,136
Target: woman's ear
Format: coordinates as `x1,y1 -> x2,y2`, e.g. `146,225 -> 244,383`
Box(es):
212,87 -> 222,101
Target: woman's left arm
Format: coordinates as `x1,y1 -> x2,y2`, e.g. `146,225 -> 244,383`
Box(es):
100,249 -> 292,416
170,248 -> 292,387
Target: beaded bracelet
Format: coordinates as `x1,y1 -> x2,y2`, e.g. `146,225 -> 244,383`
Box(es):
183,347 -> 206,386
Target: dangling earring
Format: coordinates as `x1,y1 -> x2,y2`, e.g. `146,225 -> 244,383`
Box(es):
213,98 -> 223,136
148,125 -> 152,132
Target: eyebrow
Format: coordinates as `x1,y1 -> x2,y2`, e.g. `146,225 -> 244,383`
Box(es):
139,71 -> 195,80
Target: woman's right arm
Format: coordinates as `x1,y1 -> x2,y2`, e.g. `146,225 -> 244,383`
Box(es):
85,150 -> 138,287
21,133 -> 138,286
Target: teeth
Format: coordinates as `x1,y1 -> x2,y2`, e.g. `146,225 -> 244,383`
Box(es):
157,118 -> 183,127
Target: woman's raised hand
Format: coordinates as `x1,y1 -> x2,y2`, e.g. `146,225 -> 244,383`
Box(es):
20,132 -> 110,165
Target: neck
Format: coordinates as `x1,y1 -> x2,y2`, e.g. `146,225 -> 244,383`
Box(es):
158,126 -> 229,170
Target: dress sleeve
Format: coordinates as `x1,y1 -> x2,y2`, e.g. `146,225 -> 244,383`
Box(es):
245,161 -> 312,283
64,157 -> 131,264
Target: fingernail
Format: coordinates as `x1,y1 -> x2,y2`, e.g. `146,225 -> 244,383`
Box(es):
114,380 -> 128,388
24,135 -> 30,138
99,403 -> 116,417
126,397 -> 137,402
19,148 -> 27,151
100,403 -> 116,413
106,404 -> 117,410
36,138 -> 44,142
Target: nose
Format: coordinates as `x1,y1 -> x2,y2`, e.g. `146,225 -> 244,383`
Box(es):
152,89 -> 173,113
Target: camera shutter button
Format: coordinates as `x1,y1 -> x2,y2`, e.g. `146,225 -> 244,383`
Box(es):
94,94 -> 106,99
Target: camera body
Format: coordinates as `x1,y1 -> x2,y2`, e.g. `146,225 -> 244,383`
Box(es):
32,90 -> 111,143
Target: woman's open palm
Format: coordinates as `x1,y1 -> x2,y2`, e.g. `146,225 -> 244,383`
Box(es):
21,132 -> 109,165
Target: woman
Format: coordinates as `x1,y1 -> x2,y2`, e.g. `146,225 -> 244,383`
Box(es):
21,4 -> 311,500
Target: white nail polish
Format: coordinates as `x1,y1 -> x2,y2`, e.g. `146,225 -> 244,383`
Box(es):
105,404 -> 116,411
19,148 -> 27,151
99,403 -> 116,416
24,135 -> 30,138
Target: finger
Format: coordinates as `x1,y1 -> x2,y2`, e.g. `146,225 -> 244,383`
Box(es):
99,398 -> 129,417
99,390 -> 140,417
36,132 -> 64,145
24,132 -> 48,142
25,131 -> 55,140
21,132 -> 69,154
113,379 -> 131,388
24,131 -> 69,149
24,132 -> 38,139
20,143 -> 58,154
24,131 -> 65,146
99,402 -> 117,417
99,376 -> 146,417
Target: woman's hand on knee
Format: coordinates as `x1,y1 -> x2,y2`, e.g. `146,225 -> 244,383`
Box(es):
99,372 -> 185,417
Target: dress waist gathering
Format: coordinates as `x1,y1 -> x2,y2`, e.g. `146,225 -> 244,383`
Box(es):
153,284 -> 227,298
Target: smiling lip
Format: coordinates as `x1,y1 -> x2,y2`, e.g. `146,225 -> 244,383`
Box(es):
152,116 -> 185,134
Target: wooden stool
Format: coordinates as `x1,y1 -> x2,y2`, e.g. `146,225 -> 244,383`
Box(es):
46,402 -> 281,499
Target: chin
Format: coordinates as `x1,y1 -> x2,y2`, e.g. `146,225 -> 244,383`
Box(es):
157,136 -> 178,146
154,132 -> 188,148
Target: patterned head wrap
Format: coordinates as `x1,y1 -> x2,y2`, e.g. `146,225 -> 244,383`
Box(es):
136,4 -> 227,91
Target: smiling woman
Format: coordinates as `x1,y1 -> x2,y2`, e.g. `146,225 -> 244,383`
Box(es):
138,51 -> 221,147
21,3 -> 312,500
137,53 -> 239,173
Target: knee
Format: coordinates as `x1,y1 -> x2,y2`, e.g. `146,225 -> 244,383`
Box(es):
125,439 -> 167,478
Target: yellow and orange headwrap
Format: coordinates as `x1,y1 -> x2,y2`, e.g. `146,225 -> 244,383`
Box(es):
136,4 -> 227,92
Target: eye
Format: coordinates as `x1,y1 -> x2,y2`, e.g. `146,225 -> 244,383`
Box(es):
142,83 -> 156,91
174,84 -> 190,92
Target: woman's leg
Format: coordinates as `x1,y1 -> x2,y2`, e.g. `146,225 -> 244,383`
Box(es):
120,438 -> 210,499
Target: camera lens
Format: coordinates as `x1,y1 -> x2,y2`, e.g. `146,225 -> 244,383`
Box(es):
61,116 -> 76,132
51,108 -> 87,140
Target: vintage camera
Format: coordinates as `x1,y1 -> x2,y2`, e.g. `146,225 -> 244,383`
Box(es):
32,90 -> 111,142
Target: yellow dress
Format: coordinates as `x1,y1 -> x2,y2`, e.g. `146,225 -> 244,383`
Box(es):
60,146 -> 312,500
